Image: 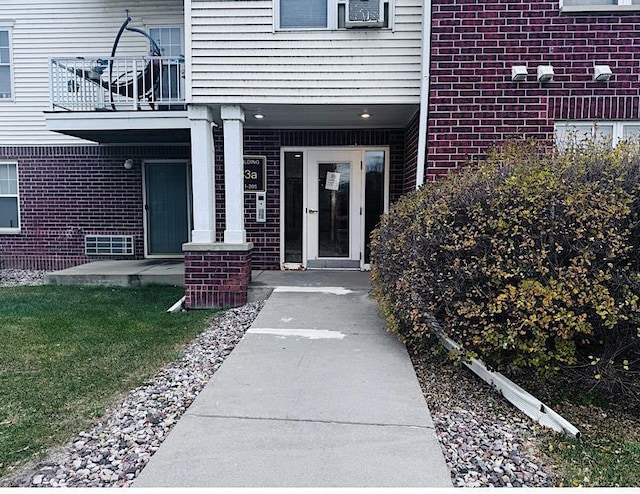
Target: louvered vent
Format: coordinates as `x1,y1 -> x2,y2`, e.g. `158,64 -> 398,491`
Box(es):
85,235 -> 134,255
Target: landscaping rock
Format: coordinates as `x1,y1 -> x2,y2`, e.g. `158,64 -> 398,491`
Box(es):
7,296 -> 262,487
0,269 -> 47,287
412,350 -> 555,487
2,270 -> 555,487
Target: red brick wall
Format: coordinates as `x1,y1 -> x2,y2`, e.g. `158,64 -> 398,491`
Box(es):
404,111 -> 420,193
427,0 -> 640,180
214,128 -> 407,270
1,128 -> 409,271
0,145 -> 188,270
184,249 -> 252,309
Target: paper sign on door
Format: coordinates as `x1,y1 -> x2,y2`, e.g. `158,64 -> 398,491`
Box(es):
325,172 -> 340,191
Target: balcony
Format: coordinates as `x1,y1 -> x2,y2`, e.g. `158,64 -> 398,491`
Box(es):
45,56 -> 190,144
50,55 -> 186,111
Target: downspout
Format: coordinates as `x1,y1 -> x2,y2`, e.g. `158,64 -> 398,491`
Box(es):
415,0 -> 432,189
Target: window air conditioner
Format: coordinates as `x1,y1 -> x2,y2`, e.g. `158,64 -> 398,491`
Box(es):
345,0 -> 384,28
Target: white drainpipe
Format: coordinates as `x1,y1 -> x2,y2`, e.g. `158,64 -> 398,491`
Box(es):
415,0 -> 432,189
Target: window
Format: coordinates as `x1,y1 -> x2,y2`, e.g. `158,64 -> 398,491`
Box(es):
280,0 -> 328,28
0,29 -> 11,99
555,121 -> 640,148
561,0 -> 640,11
150,27 -> 183,58
149,27 -> 184,104
283,151 -> 303,263
276,0 -> 390,30
0,162 -> 19,231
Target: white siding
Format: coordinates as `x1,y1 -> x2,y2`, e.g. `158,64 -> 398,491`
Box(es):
189,0 -> 422,104
0,0 -> 184,146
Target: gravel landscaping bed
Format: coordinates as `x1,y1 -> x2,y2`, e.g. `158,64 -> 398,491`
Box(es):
412,348 -> 556,487
1,270 -> 556,487
0,269 -> 48,287
0,273 -> 263,487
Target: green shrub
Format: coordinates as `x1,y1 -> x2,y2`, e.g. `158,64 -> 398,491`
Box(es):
371,138 -> 640,401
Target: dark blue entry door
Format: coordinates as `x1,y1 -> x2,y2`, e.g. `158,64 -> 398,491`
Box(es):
144,162 -> 190,256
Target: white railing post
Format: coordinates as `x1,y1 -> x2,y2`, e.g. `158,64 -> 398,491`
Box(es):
48,58 -> 55,111
132,59 -> 138,109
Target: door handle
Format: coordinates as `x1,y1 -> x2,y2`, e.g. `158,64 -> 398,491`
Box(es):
308,208 -> 318,214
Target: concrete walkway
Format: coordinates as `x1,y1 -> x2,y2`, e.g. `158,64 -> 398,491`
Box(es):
132,271 -> 452,487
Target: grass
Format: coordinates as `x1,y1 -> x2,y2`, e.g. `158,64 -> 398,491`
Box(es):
521,374 -> 640,487
0,285 -> 215,477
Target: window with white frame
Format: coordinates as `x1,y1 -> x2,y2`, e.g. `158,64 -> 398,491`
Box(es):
561,0 -> 640,12
280,0 -> 328,28
555,121 -> 640,148
0,29 -> 11,99
0,162 -> 19,231
150,27 -> 183,58
275,0 -> 391,30
149,27 -> 184,102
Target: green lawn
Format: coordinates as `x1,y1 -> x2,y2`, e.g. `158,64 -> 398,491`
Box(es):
0,285 -> 215,477
523,374 -> 640,487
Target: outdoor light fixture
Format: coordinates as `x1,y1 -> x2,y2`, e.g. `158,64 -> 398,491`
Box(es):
254,113 -> 264,119
593,64 -> 613,82
537,65 -> 554,83
511,65 -> 528,82
123,159 -> 133,170
361,113 -> 371,119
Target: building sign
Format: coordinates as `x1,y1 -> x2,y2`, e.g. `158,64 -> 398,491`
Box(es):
243,155 -> 266,193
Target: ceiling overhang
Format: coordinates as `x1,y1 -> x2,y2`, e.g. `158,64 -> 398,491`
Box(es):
44,110 -> 191,144
44,103 -> 419,144
209,103 -> 419,130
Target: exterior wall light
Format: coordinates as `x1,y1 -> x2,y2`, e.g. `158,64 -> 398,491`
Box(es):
254,113 -> 265,119
511,65 -> 528,82
537,65 -> 554,83
593,64 -> 613,82
361,113 -> 371,119
123,159 -> 133,170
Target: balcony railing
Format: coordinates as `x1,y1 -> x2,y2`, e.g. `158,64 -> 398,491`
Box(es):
49,56 -> 186,112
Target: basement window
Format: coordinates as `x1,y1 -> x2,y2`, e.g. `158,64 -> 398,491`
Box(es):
561,0 -> 640,12
555,121 -> 640,148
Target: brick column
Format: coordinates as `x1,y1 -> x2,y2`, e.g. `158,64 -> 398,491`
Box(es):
183,242 -> 253,309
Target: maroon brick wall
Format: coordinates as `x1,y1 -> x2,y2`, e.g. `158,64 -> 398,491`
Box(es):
214,128 -> 407,270
184,248 -> 251,309
1,128 -> 408,271
0,145 -> 188,270
428,1 -> 640,180
404,111 -> 420,193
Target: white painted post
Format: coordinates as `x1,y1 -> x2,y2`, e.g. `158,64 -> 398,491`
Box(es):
188,104 -> 217,244
48,58 -> 54,111
221,105 -> 246,244
132,59 -> 139,110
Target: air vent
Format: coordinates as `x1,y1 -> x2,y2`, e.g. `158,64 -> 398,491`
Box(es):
85,235 -> 134,256
345,0 -> 384,28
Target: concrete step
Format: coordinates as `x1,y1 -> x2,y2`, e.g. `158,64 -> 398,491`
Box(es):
46,260 -> 185,287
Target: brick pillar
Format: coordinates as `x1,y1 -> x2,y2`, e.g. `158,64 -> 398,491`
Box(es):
183,243 -> 253,309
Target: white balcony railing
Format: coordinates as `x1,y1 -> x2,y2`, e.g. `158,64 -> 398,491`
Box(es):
49,56 -> 185,112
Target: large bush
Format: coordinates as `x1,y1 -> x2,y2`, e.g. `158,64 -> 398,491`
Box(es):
371,139 -> 640,401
